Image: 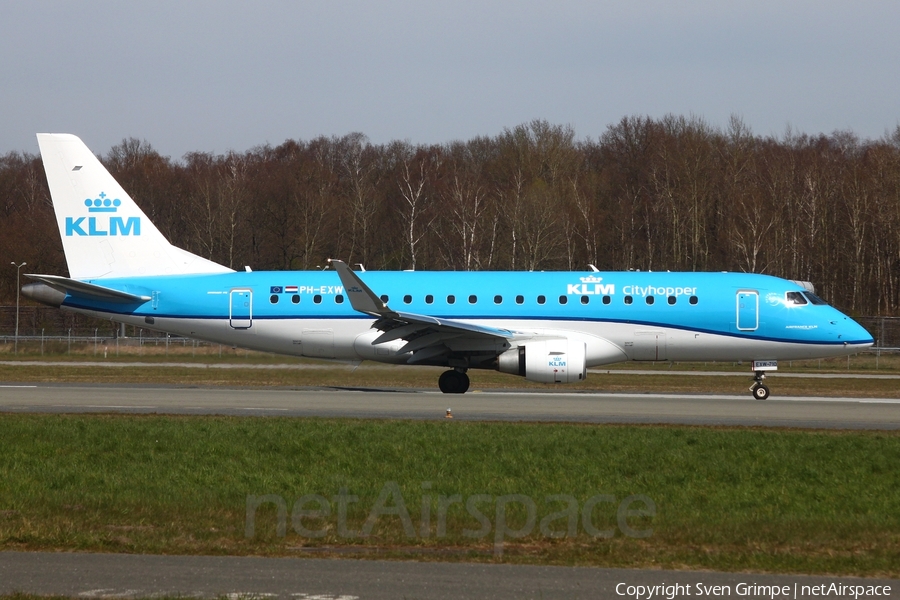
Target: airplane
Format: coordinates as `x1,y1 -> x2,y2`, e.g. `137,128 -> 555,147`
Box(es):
22,133 -> 874,399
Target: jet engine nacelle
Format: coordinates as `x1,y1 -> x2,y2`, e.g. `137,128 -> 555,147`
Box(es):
497,339 -> 586,383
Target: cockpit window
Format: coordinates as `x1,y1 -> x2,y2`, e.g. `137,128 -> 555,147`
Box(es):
786,292 -> 807,305
803,292 -> 828,306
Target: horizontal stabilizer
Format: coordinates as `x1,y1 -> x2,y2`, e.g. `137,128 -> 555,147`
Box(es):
25,274 -> 150,303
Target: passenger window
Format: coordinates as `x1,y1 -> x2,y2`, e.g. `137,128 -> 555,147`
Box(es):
291,295 -> 300,304
624,296 -> 633,305
425,294 -> 434,304
335,295 -> 344,304
559,295 -> 568,305
602,295 -> 611,305
468,294 -> 478,304
380,294 -> 389,303
270,294 -> 279,304
313,295 -> 322,304
515,295 -> 524,305
689,296 -> 698,305
646,296 -> 655,305
786,292 -> 807,305
537,295 -> 546,305
580,296 -> 589,305
494,295 -> 502,304
668,296 -> 676,305
447,295 -> 456,304
403,294 -> 412,304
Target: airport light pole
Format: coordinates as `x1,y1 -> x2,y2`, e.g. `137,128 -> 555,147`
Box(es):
11,261 -> 26,354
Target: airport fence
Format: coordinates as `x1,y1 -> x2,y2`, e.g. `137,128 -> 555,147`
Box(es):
0,305 -> 158,339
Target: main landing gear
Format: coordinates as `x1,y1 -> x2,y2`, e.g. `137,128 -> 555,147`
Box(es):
750,371 -> 770,400
439,369 -> 470,394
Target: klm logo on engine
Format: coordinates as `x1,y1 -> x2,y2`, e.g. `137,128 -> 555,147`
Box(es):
567,275 -> 615,295
65,192 -> 140,237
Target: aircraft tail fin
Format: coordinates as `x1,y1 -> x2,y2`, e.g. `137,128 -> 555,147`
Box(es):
36,133 -> 232,279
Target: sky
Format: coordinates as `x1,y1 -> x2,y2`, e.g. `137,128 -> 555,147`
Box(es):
1,1 -> 898,159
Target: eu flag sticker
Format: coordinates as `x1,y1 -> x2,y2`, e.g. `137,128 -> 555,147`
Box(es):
270,286 -> 283,294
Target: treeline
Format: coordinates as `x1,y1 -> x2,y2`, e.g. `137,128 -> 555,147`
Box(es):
2,116 -> 900,315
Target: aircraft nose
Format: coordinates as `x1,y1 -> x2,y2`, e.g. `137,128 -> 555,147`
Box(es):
838,316 -> 875,348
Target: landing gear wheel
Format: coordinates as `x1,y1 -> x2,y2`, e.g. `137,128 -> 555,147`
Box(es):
749,369 -> 770,400
752,383 -> 770,400
438,370 -> 470,394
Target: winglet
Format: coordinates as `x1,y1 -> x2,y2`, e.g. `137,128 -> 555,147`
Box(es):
328,259 -> 391,316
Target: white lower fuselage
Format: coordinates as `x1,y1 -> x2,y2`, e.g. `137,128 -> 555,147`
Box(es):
68,307 -> 868,367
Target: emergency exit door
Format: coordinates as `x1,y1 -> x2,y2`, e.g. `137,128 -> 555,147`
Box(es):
230,289 -> 252,329
736,290 -> 758,331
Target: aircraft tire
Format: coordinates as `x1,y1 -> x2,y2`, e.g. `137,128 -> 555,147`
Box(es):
439,370 -> 469,394
752,384 -> 770,400
458,372 -> 470,393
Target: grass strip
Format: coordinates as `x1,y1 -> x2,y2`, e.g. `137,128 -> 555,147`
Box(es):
0,414 -> 898,576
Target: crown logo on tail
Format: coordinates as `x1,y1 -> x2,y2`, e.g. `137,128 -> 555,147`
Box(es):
85,192 -> 121,213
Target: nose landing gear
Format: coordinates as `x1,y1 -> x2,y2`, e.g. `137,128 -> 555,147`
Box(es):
439,368 -> 470,394
748,360 -> 777,400
750,371 -> 770,400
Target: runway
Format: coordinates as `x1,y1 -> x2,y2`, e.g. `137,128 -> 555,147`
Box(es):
1,382 -> 899,429
0,551 -> 896,599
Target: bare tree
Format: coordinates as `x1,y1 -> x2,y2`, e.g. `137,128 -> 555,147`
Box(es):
435,140 -> 494,270
389,141 -> 439,270
182,151 -> 249,269
337,133 -> 381,267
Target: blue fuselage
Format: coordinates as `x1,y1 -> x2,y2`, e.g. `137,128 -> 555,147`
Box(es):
58,270 -> 873,365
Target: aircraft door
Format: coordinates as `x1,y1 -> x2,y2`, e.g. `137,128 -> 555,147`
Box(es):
230,289 -> 252,329
736,290 -> 758,331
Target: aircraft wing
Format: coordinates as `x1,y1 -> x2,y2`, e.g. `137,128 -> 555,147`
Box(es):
25,274 -> 151,303
329,260 -> 514,362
